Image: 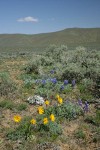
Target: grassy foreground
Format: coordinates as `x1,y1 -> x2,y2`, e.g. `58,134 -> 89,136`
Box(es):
0,45 -> 100,150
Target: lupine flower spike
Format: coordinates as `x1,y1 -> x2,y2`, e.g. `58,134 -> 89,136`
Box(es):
51,78 -> 57,84
83,101 -> 89,112
72,79 -> 76,88
60,85 -> 64,90
64,80 -> 68,85
78,99 -> 83,107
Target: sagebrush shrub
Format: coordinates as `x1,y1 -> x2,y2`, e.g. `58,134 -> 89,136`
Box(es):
23,45 -> 100,97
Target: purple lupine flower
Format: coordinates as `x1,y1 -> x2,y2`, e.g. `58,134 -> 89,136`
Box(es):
83,101 -> 89,112
78,99 -> 83,107
42,79 -> 46,84
51,78 -> 57,84
50,70 -> 55,74
64,80 -> 68,85
60,85 -> 64,90
72,79 -> 76,87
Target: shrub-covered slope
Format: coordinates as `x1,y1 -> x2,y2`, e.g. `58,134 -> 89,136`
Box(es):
0,28 -> 100,52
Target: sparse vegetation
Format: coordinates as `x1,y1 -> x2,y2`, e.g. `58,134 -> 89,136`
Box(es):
0,44 -> 100,150
0,100 -> 14,110
75,129 -> 86,139
0,28 -> 100,53
0,72 -> 17,98
16,103 -> 27,111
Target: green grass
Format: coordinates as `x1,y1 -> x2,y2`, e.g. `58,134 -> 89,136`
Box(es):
17,103 -> 27,111
0,100 -> 14,110
84,110 -> 100,126
75,129 -> 86,139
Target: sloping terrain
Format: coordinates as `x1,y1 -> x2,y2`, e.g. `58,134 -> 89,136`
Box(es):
0,28 -> 100,52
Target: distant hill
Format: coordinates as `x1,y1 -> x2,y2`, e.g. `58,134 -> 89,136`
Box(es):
0,28 -> 100,52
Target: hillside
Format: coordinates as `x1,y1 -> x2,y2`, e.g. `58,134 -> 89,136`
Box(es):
0,28 -> 100,52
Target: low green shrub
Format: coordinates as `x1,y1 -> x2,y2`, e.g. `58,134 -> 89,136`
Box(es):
0,72 -> 17,98
7,116 -> 32,140
0,100 -> 14,110
75,129 -> 86,139
84,110 -> 100,126
17,103 -> 27,111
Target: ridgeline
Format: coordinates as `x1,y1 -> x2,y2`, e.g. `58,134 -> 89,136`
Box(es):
0,28 -> 100,52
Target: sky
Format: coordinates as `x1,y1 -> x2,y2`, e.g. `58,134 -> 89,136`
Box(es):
0,0 -> 100,34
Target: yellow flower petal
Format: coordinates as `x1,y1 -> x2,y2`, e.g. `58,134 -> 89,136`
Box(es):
38,106 -> 44,114
43,117 -> 48,124
56,94 -> 60,99
50,114 -> 55,122
45,100 -> 50,105
30,119 -> 36,125
13,115 -> 21,123
58,97 -> 63,104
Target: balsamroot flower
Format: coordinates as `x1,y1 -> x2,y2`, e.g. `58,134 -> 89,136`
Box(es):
38,106 -> 44,114
50,114 -> 55,122
45,100 -> 50,106
58,97 -> 63,104
13,115 -> 21,123
56,94 -> 63,104
56,94 -> 60,99
43,117 -> 48,124
30,119 -> 36,125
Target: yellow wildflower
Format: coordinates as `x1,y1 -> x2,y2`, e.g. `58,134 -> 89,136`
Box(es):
38,106 -> 44,114
13,115 -> 21,123
43,117 -> 48,124
50,114 -> 55,122
45,100 -> 50,105
30,119 -> 36,125
58,97 -> 63,104
56,94 -> 60,99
